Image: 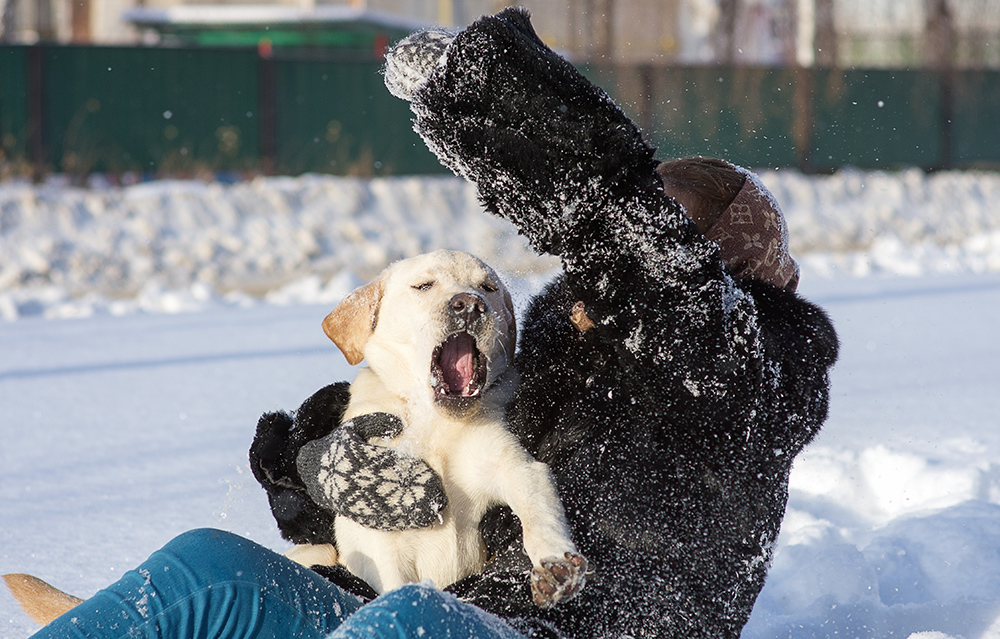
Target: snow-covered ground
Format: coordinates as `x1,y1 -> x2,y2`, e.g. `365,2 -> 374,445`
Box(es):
2,170 -> 1000,639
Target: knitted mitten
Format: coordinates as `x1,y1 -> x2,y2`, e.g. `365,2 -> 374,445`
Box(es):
296,413 -> 448,531
384,27 -> 457,101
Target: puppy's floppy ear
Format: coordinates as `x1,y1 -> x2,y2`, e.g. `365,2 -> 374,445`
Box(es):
322,277 -> 385,366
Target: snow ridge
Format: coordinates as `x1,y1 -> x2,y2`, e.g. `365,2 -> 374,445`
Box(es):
2,169 -> 999,320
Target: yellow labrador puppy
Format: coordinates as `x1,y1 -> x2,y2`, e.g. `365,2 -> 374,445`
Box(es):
2,251 -> 585,623
289,250 -> 586,606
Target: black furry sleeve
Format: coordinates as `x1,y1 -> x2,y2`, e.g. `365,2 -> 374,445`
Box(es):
396,7 -> 747,432
408,8 -> 706,270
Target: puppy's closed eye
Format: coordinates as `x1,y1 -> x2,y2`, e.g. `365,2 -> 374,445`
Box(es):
481,280 -> 498,293
413,281 -> 435,291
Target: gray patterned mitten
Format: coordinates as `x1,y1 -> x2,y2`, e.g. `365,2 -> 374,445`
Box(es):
296,413 -> 448,531
384,27 -> 457,101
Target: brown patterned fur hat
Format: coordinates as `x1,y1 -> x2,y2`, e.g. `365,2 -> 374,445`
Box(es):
657,158 -> 799,291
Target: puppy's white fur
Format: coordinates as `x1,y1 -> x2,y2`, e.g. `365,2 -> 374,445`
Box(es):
293,250 -> 583,601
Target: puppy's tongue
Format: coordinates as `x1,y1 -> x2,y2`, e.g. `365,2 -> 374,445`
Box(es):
441,333 -> 476,395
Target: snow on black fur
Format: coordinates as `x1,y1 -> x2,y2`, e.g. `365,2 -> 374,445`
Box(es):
251,8 -> 838,639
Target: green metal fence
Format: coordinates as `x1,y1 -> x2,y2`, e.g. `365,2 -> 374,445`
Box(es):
0,44 -> 445,177
0,47 -> 30,168
1,43 -> 998,178
43,46 -> 260,175
594,64 -> 1000,172
271,58 -> 437,175
808,69 -> 944,170
643,65 -> 801,168
952,69 -> 1000,167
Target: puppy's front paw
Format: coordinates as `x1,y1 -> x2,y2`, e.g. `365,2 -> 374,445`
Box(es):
530,552 -> 588,608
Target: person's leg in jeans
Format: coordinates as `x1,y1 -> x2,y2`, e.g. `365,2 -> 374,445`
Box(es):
330,583 -> 525,639
31,528 -> 366,639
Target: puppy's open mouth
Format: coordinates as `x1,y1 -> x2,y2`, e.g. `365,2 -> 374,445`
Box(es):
431,332 -> 488,400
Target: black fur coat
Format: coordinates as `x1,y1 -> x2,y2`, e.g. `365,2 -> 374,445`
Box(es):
250,8 -> 838,639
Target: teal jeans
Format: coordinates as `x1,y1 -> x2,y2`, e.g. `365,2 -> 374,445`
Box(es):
32,529 -> 524,639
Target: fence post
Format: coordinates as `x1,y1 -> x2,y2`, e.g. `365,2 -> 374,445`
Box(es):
939,68 -> 954,170
793,66 -> 814,173
257,46 -> 277,174
27,44 -> 46,181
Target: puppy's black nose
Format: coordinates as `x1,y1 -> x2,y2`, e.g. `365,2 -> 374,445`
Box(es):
450,293 -> 486,320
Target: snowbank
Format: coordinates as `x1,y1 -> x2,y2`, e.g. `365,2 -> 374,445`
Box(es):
769,168 -> 1000,278
0,175 -> 555,321
744,272 -> 1000,639
2,168 -> 999,321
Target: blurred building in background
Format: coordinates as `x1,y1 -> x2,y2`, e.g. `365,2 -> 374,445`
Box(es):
0,0 -> 998,68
